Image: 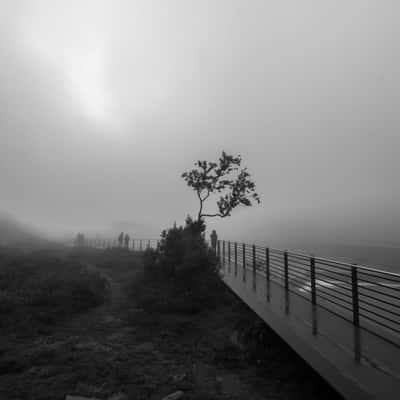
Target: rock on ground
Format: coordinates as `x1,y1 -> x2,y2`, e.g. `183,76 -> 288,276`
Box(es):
161,391 -> 185,400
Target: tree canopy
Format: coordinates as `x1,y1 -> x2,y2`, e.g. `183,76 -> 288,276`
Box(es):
182,151 -> 260,222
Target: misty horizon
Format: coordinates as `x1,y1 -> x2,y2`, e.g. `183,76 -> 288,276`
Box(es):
1,1 -> 400,250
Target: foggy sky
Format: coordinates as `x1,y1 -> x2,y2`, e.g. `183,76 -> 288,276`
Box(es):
1,1 -> 400,247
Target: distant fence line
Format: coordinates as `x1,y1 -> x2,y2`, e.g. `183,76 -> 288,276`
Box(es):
84,238 -> 160,251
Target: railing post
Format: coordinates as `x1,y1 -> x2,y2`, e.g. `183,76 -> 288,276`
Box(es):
242,243 -> 246,282
147,239 -> 150,249
228,241 -> 231,273
284,251 -> 289,291
140,239 -> 143,251
234,242 -> 238,276
310,256 -> 316,305
217,240 -> 221,264
222,241 -> 226,269
252,244 -> 256,291
266,247 -> 270,301
351,265 -> 360,327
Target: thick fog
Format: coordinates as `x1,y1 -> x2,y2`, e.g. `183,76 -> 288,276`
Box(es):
1,1 -> 400,249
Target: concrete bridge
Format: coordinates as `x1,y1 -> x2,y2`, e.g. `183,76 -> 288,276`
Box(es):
217,240 -> 400,400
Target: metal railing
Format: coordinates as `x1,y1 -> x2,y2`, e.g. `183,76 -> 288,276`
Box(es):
130,238 -> 159,251
84,238 -> 160,251
217,240 -> 400,347
83,236 -> 400,347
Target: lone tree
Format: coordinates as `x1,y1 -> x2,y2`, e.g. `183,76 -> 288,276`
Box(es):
182,151 -> 260,223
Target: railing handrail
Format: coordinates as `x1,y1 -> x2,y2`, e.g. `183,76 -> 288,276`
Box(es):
220,240 -> 400,279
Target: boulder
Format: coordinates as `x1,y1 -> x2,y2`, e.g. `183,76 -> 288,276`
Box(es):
161,391 -> 184,400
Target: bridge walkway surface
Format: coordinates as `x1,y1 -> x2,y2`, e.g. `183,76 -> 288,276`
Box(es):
218,246 -> 400,400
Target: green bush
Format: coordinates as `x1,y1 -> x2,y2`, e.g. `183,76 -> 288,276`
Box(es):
0,250 -> 110,335
131,217 -> 223,314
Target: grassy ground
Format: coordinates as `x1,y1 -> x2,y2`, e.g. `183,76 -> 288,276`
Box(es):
0,247 -> 342,400
0,246 -> 110,337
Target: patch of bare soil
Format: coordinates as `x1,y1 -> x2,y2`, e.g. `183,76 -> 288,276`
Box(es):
0,254 -> 342,400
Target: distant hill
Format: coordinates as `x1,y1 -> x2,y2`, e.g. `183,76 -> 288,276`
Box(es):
0,213 -> 45,247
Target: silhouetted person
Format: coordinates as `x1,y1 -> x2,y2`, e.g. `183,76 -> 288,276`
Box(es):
118,232 -> 124,247
124,233 -> 130,248
210,230 -> 218,253
75,232 -> 85,247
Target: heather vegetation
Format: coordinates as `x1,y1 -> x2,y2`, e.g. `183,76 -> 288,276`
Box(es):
0,245 -> 341,399
0,247 -> 110,336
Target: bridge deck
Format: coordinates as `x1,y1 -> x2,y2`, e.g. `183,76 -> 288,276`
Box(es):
221,261 -> 400,400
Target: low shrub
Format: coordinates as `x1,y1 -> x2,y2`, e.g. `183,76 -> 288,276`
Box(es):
130,217 -> 225,314
0,249 -> 110,335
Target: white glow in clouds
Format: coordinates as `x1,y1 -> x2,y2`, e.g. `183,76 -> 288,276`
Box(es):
17,1 -> 177,131
65,46 -> 113,124
19,2 -> 117,127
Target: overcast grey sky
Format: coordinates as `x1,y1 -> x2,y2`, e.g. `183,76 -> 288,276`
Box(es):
1,1 -> 399,246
